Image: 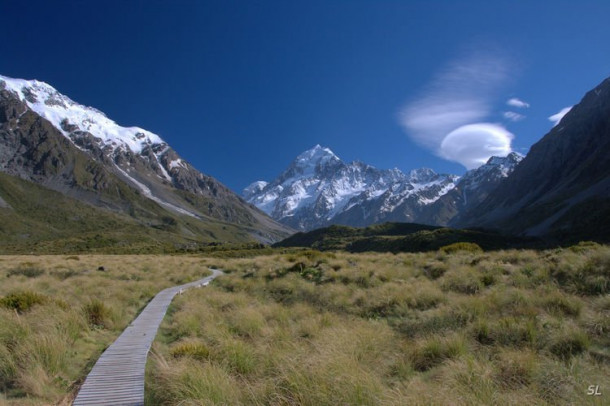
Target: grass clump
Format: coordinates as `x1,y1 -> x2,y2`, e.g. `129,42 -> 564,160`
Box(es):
83,299 -> 113,328
548,329 -> 589,360
409,335 -> 466,371
170,340 -> 210,361
0,290 -> 47,312
441,268 -> 483,295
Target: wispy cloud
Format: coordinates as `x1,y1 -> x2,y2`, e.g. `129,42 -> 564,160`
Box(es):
503,111 -> 525,122
506,97 -> 530,108
548,106 -> 572,126
399,52 -> 514,169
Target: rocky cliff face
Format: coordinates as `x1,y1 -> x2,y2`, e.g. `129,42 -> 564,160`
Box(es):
456,77 -> 610,241
0,75 -> 291,244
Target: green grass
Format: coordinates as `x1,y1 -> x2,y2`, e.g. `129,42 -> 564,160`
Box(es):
0,172 -> 270,254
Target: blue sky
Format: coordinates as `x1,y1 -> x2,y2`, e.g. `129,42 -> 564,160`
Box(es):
2,1 -> 610,191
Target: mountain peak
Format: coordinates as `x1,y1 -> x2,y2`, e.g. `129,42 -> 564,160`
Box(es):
296,144 -> 340,162
0,74 -> 165,155
291,145 -> 342,175
407,167 -> 439,183
486,152 -> 524,166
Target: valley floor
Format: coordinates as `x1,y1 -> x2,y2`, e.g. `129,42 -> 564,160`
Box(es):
0,246 -> 608,405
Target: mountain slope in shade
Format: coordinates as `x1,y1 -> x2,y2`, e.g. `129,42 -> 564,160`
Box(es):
244,145 -> 521,230
456,76 -> 610,242
423,152 -> 524,226
0,74 -> 291,245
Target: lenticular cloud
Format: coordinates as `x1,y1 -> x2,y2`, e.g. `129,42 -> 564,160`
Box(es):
440,123 -> 514,169
399,51 -> 515,169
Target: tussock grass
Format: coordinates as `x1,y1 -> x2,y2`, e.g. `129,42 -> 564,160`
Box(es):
0,255 -> 212,404
3,246 -> 609,404
148,245 -> 610,405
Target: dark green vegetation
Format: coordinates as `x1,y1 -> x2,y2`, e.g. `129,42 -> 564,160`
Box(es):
148,244 -> 610,405
274,222 -> 535,252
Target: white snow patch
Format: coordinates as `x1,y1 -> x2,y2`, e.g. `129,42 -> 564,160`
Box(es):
0,75 -> 166,154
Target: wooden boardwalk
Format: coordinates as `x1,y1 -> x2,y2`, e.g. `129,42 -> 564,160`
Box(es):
73,269 -> 223,406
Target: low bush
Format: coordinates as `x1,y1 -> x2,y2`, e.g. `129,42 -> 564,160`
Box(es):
439,242 -> 483,254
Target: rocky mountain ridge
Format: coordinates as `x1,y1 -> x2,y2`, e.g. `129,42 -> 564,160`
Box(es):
455,76 -> 610,242
244,145 -> 522,230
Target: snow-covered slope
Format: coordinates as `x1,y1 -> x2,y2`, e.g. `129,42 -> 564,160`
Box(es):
0,74 -> 292,243
243,145 -> 461,230
0,74 -> 203,215
1,75 -> 165,155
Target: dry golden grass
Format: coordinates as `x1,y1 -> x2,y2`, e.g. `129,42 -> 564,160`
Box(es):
148,246 -> 610,405
1,246 -> 608,405
0,255 -> 211,405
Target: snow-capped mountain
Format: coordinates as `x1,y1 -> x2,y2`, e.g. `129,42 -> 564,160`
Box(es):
243,145 -> 482,230
0,74 -> 291,243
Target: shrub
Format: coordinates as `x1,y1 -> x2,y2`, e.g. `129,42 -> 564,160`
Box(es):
170,340 -> 210,361
0,291 -> 47,312
300,267 -> 323,283
439,242 -> 483,254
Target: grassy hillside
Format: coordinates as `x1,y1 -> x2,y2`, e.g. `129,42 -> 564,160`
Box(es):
0,172 -> 262,253
274,222 -> 533,252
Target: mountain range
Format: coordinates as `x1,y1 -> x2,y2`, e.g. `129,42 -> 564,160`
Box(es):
0,75 -> 291,252
1,72 -> 609,251
243,145 -> 523,231
245,76 -> 610,243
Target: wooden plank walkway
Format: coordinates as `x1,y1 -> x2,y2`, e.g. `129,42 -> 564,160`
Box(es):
73,269 -> 223,406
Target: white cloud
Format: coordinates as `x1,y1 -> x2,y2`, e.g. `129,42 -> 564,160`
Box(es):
440,123 -> 514,169
503,111 -> 525,122
548,106 -> 572,126
399,52 -> 514,169
506,98 -> 530,108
